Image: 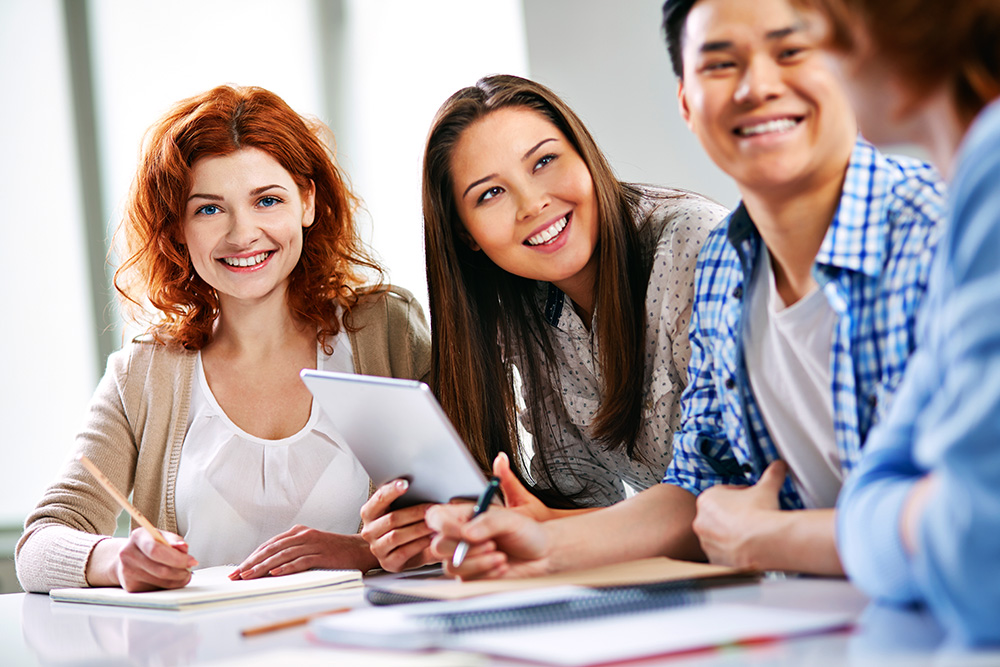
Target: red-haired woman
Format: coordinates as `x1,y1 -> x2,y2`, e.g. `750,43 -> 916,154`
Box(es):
15,85 -> 430,593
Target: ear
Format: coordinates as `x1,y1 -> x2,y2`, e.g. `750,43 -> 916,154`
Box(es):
174,222 -> 187,246
677,79 -> 695,131
301,180 -> 316,228
457,225 -> 481,252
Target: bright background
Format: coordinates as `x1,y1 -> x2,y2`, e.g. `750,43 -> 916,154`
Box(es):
0,0 -> 740,589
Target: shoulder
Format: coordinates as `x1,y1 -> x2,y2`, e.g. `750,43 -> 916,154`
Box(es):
864,143 -> 947,236
347,285 -> 431,381
953,101 -> 1000,203
107,337 -> 193,384
348,285 -> 426,330
96,337 -> 194,420
632,184 -> 729,239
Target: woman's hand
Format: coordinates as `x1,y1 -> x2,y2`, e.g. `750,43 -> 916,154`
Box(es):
360,479 -> 439,572
493,452 -> 557,521
230,525 -> 378,580
426,503 -> 552,580
87,529 -> 198,592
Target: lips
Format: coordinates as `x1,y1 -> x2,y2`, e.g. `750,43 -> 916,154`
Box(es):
734,116 -> 802,137
220,251 -> 273,268
525,214 -> 570,246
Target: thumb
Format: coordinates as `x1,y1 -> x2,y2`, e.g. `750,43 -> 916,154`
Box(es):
757,459 -> 789,494
493,452 -> 532,508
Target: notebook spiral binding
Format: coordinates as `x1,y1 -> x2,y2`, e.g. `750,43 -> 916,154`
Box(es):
421,581 -> 706,635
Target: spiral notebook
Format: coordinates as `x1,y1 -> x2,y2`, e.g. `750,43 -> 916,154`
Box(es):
364,556 -> 756,605
312,583 -> 854,665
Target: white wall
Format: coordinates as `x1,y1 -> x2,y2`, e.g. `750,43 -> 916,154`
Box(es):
523,0 -> 740,208
0,0 -> 733,528
338,0 -> 528,306
0,0 -> 97,526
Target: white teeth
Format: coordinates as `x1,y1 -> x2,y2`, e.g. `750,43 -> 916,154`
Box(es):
738,118 -> 798,137
526,215 -> 569,246
222,251 -> 270,267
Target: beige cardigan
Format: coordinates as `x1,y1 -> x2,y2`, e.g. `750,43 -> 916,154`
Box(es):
16,287 -> 431,593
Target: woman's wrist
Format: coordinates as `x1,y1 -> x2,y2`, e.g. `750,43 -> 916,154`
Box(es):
85,537 -> 123,587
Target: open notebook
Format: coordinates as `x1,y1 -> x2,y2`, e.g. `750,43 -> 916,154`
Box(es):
49,566 -> 362,611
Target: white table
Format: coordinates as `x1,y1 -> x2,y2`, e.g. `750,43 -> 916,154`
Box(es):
1,575 -> 996,666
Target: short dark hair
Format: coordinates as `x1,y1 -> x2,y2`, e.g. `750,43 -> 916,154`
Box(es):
662,0 -> 700,78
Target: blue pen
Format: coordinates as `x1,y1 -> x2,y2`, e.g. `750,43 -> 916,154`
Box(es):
451,476 -> 501,568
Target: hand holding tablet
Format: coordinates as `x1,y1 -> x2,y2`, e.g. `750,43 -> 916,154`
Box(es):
300,370 -> 489,509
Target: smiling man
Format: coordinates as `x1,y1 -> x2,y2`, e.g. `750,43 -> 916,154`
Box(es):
425,0 -> 948,578
659,0 -> 947,574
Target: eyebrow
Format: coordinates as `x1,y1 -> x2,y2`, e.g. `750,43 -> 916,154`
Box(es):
460,138 -> 559,199
187,184 -> 288,202
699,24 -> 801,55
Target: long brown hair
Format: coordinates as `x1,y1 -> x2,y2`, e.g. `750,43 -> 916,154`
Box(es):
800,0 -> 1000,127
114,84 -> 383,351
423,75 -> 650,507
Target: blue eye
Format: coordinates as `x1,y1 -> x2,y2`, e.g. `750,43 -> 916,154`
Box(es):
195,204 -> 220,216
478,186 -> 504,204
259,195 -> 282,207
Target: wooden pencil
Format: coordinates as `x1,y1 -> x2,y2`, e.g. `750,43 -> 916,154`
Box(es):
77,454 -> 172,547
241,606 -> 352,637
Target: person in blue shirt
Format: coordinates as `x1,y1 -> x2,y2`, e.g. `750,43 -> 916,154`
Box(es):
425,0 -> 947,579
799,0 -> 1000,645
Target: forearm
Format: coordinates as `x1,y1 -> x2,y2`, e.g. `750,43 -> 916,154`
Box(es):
86,537 -> 126,587
751,508 -> 843,575
543,483 -> 703,573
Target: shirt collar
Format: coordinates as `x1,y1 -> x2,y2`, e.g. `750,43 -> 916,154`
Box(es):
727,137 -> 889,280
543,283 -> 565,326
814,137 -> 889,278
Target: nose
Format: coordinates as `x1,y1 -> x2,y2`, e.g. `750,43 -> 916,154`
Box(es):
225,208 -> 262,248
515,182 -> 550,222
734,55 -> 786,106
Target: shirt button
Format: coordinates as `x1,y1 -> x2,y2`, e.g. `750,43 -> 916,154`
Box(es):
732,286 -> 743,299
741,463 -> 754,476
868,394 -> 878,409
724,377 -> 736,390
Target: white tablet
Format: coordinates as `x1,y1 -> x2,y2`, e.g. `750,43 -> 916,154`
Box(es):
300,369 -> 489,508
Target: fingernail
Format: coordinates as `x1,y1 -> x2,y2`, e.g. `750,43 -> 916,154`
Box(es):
396,479 -> 409,490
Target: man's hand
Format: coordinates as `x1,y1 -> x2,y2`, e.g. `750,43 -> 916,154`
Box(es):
692,460 -> 787,569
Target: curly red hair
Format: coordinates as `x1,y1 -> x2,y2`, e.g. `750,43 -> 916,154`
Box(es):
114,84 -> 382,350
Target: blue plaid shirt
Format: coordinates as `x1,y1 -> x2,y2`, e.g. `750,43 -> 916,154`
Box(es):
664,139 -> 946,509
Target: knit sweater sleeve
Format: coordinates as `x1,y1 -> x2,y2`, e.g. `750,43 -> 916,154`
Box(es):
15,348 -> 141,593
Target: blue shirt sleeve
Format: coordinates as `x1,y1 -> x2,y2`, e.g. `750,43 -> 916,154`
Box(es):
837,102 -> 1000,645
664,246 -> 746,494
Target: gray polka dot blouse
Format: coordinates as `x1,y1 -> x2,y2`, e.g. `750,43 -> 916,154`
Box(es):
519,186 -> 729,507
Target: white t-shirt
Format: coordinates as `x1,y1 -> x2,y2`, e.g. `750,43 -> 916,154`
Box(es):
743,246 -> 843,509
175,332 -> 370,566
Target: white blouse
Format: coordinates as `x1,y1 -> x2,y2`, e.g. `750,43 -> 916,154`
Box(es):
174,332 -> 370,567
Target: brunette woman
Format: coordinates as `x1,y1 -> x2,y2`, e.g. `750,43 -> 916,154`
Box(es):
361,75 -> 726,571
